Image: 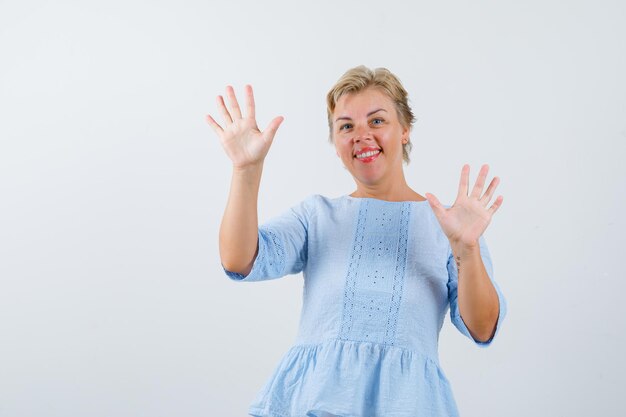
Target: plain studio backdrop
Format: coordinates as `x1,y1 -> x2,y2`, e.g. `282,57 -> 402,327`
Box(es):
1,0 -> 624,416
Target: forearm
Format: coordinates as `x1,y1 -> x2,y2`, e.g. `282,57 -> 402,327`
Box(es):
451,241 -> 500,342
219,163 -> 264,275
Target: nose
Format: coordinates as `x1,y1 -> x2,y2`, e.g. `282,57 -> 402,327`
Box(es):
353,123 -> 373,143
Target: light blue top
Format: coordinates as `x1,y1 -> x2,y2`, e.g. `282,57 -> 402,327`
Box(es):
223,194 -> 507,417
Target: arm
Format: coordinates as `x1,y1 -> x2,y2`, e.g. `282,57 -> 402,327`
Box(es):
219,163 -> 263,275
206,85 -> 283,276
427,164 -> 506,345
450,242 -> 500,342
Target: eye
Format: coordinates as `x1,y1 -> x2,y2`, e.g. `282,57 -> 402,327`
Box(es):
371,118 -> 384,125
339,123 -> 353,131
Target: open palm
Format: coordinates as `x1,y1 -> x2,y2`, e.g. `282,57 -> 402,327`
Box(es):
206,85 -> 283,169
425,164 -> 503,247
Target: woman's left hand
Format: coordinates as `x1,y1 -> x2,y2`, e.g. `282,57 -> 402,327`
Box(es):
425,164 -> 503,248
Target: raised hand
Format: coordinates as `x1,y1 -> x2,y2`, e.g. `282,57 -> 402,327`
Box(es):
206,85 -> 284,169
425,164 -> 503,248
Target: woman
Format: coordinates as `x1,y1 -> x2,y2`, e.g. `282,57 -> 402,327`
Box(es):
207,66 -> 507,417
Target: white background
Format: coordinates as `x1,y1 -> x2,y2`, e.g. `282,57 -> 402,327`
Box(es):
1,0 -> 624,416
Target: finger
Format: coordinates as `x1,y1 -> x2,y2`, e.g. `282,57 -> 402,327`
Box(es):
216,95 -> 233,125
225,85 -> 243,119
262,116 -> 284,143
245,84 -> 256,120
470,164 -> 489,199
480,176 -> 500,206
457,164 -> 470,199
488,195 -> 504,215
205,114 -> 224,136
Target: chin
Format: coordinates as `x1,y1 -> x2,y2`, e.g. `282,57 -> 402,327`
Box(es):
354,174 -> 384,186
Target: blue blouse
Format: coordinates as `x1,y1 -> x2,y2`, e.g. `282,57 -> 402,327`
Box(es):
223,194 -> 507,417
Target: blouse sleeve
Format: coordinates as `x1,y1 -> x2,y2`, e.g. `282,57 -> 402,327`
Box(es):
222,196 -> 312,282
446,234 -> 507,347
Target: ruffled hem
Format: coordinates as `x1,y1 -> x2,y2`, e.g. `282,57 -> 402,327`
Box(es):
247,339 -> 460,417
249,406 -> 354,417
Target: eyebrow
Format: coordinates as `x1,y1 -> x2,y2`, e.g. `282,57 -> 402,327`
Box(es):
335,108 -> 387,122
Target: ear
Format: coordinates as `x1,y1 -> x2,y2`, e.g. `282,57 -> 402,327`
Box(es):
402,125 -> 410,143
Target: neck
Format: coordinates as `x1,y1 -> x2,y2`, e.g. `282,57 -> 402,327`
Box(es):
350,174 -> 425,202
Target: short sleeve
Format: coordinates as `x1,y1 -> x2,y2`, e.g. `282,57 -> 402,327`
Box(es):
447,234 -> 507,347
222,196 -> 312,282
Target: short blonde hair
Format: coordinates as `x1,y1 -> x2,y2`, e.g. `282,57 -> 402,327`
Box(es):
326,65 -> 416,164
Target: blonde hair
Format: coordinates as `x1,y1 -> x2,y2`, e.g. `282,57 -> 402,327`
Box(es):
326,65 -> 416,164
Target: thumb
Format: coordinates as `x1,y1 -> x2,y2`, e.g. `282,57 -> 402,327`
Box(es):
425,193 -> 446,217
262,116 -> 284,143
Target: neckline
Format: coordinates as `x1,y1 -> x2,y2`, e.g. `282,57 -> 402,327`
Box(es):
344,195 -> 430,204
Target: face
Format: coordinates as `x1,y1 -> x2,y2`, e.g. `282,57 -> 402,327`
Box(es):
332,87 -> 409,188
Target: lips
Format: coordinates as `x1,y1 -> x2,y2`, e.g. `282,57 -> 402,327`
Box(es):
354,146 -> 382,159
354,147 -> 382,163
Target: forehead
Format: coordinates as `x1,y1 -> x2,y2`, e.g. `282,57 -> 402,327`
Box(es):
334,87 -> 395,116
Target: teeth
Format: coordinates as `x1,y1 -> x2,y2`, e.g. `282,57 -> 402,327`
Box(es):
356,150 -> 380,159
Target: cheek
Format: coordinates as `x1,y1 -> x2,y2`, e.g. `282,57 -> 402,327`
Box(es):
335,141 -> 350,156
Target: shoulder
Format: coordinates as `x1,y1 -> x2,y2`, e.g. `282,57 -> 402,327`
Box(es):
289,194 -> 355,222
297,193 -> 345,210
286,194 -> 327,221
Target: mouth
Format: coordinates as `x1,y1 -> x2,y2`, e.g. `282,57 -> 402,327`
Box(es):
354,148 -> 382,163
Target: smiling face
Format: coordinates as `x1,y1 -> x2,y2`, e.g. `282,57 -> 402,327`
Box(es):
332,87 -> 409,189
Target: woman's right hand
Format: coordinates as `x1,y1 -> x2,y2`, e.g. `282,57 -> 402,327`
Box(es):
206,85 -> 284,170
